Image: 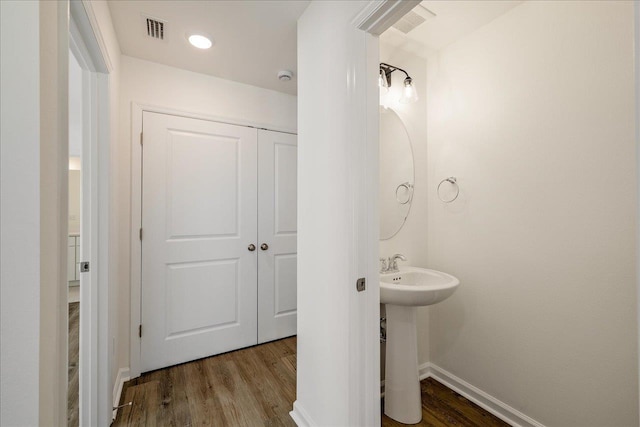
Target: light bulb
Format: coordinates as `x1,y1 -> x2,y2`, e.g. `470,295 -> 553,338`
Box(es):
379,69 -> 389,94
379,69 -> 389,107
399,77 -> 418,104
188,34 -> 213,49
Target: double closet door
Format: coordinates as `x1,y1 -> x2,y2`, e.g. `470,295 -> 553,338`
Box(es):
140,112 -> 297,372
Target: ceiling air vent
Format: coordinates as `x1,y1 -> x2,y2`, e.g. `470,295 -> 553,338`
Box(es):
144,16 -> 166,40
392,11 -> 425,34
391,5 -> 436,34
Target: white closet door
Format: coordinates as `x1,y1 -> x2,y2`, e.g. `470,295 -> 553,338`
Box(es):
141,112 -> 258,372
257,129 -> 297,343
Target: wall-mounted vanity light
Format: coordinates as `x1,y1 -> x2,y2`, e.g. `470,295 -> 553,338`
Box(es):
379,69 -> 389,94
379,62 -> 418,106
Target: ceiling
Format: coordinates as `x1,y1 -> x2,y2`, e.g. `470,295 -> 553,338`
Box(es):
381,0 -> 523,57
108,1 -> 310,95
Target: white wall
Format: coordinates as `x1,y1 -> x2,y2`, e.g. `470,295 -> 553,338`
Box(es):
0,2 -> 41,425
69,51 -> 83,157
379,45 -> 429,365
69,170 -> 81,235
426,2 -> 638,425
68,50 -> 82,239
118,55 -> 297,376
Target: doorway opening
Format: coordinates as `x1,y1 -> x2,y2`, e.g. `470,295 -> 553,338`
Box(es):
66,47 -> 83,427
67,2 -> 112,424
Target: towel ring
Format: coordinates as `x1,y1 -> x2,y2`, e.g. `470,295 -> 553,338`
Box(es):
395,182 -> 413,205
437,177 -> 459,203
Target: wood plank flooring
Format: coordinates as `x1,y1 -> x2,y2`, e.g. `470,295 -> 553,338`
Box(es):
114,337 -> 508,427
68,302 -> 79,427
114,337 -> 297,427
382,378 -> 509,427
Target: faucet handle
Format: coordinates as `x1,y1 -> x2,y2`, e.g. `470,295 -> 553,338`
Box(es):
379,258 -> 388,273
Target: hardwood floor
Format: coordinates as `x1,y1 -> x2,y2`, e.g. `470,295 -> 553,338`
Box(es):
114,337 -> 508,427
381,378 -> 509,427
68,302 -> 79,427
114,337 -> 297,427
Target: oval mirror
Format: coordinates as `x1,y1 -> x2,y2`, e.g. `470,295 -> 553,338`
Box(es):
380,107 -> 414,240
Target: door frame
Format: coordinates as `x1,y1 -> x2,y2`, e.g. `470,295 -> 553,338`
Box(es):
129,103 -> 296,378
290,1 -> 418,426
69,1 -> 112,425
347,2 -> 422,424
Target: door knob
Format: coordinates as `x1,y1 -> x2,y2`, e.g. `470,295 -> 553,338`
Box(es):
248,244 -> 256,251
260,243 -> 269,251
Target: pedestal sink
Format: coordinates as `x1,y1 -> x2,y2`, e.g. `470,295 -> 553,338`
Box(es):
381,267 -> 460,424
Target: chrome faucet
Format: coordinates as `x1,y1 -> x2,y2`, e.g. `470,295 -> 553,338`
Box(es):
389,254 -> 406,272
380,254 -> 407,273
379,257 -> 388,273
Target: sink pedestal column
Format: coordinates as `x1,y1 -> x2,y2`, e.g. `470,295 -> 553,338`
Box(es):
384,304 -> 422,424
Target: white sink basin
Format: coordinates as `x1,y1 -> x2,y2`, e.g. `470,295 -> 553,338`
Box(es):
381,266 -> 460,424
380,267 -> 460,306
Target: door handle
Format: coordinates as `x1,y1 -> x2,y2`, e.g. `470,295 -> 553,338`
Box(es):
260,243 -> 269,251
248,244 -> 256,251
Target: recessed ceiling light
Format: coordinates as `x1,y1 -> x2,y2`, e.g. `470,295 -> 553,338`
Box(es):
187,33 -> 213,49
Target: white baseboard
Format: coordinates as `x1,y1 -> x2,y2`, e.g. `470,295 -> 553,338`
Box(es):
418,363 -> 545,427
289,400 -> 315,426
112,367 -> 131,420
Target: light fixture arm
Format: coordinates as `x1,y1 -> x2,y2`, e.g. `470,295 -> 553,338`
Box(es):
380,62 -> 411,86
379,62 -> 418,105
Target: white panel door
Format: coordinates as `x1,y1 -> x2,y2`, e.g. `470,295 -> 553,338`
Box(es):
141,112 -> 258,372
257,129 -> 297,343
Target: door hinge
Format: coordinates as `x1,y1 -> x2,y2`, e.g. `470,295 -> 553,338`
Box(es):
139,324 -> 142,338
139,228 -> 143,240
140,132 -> 143,145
